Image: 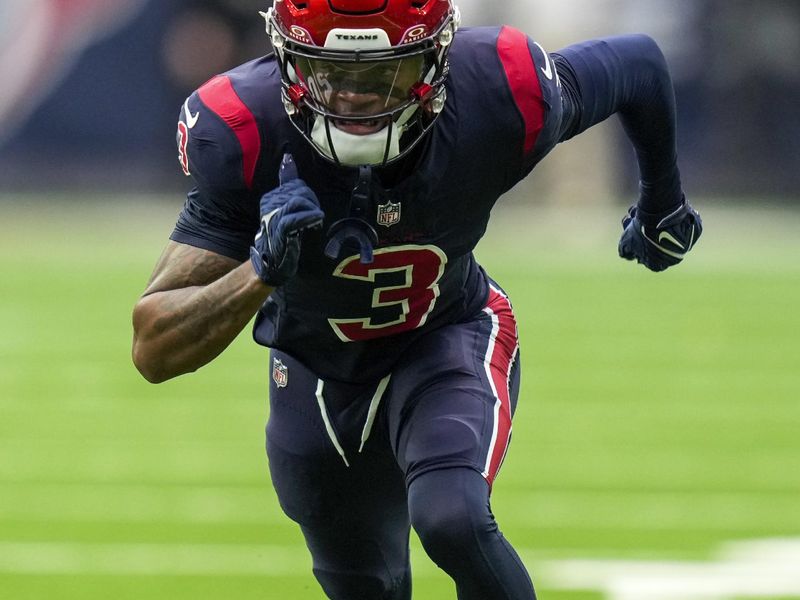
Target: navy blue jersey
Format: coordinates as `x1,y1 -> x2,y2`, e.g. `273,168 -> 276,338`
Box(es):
171,26 -> 563,383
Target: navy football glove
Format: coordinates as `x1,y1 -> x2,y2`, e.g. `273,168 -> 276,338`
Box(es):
618,198 -> 702,272
250,154 -> 324,286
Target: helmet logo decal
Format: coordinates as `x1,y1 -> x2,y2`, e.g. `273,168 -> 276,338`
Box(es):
400,25 -> 429,45
335,33 -> 380,41
325,28 -> 391,49
377,200 -> 402,228
289,25 -> 313,44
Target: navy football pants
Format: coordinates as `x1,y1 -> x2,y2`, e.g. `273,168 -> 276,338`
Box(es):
265,287 -> 535,599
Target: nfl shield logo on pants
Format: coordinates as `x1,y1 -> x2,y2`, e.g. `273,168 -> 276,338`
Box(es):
377,200 -> 401,227
272,358 -> 288,388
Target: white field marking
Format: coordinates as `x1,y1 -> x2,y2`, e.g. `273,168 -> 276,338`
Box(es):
0,542 -> 307,576
538,537 -> 800,600
0,541 -> 443,577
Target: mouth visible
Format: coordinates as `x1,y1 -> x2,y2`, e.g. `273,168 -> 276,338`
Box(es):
333,117 -> 390,136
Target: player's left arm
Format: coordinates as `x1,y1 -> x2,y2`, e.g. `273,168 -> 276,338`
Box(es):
552,34 -> 702,272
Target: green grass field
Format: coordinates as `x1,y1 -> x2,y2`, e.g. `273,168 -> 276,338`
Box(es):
1,195 -> 799,599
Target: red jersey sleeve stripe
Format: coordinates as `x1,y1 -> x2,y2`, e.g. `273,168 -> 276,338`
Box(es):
197,75 -> 261,189
497,26 -> 545,156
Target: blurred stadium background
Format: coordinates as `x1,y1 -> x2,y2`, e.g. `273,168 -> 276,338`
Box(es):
1,1 -> 798,599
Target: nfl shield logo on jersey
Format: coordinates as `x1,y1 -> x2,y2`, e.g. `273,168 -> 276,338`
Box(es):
272,358 -> 288,388
377,200 -> 401,227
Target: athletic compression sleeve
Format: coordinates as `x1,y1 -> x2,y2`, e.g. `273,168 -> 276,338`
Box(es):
553,34 -> 683,214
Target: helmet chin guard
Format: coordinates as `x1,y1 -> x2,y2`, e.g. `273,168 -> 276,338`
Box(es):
262,0 -> 460,167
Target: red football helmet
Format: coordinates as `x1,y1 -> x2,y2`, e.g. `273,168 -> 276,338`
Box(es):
263,0 -> 460,167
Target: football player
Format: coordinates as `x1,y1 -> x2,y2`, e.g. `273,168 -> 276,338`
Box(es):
132,1 -> 702,598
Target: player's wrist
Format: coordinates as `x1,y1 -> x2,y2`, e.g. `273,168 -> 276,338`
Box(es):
242,257 -> 276,295
250,246 -> 283,288
634,195 -> 686,229
250,245 -> 287,287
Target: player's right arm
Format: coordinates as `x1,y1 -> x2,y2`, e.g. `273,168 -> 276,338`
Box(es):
132,155 -> 324,384
132,242 -> 273,383
132,71 -> 323,383
132,78 -> 274,384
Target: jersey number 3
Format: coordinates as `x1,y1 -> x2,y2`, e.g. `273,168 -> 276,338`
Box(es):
328,245 -> 448,342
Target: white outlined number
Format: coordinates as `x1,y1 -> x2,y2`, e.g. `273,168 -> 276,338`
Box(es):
328,245 -> 448,342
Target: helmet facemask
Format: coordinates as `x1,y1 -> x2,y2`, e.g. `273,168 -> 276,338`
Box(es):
264,6 -> 458,168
